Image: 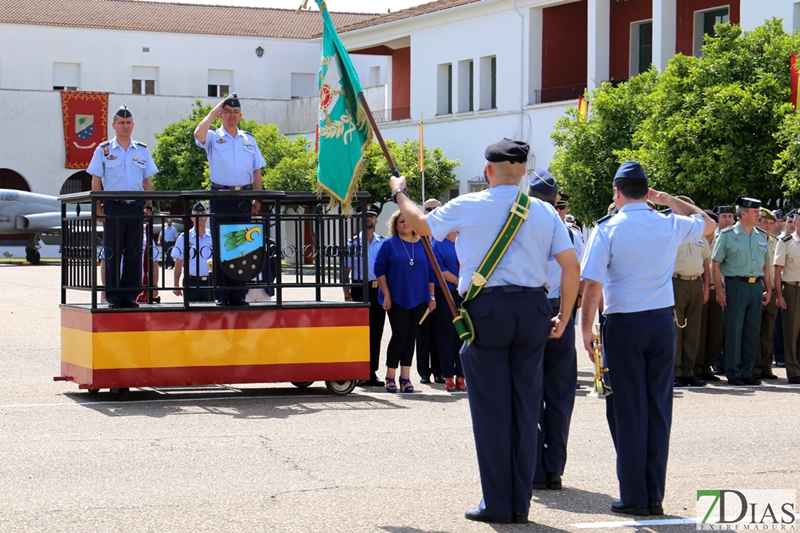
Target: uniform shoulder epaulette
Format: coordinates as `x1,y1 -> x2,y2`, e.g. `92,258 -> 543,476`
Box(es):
782,234 -> 793,242
720,226 -> 734,233
133,140 -> 147,147
241,130 -> 253,137
99,140 -> 110,147
594,214 -> 612,225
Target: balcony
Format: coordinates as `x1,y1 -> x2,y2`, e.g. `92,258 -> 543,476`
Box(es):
372,106 -> 411,123
530,83 -> 585,104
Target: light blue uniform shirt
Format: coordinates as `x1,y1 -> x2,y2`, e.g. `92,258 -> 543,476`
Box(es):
87,137 -> 158,191
547,223 -> 584,299
196,127 -> 266,187
172,227 -> 213,277
346,232 -> 385,281
581,203 -> 705,314
427,185 -> 573,296
160,225 -> 179,242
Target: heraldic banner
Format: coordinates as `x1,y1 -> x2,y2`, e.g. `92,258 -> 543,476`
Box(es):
61,91 -> 109,169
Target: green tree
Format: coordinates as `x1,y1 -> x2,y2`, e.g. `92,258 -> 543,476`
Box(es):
151,101 -> 212,192
360,139 -> 460,206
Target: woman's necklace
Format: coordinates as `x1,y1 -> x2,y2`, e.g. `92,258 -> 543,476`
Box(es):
399,238 -> 415,271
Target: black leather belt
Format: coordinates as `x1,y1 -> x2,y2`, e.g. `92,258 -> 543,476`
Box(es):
673,274 -> 700,281
727,276 -> 763,284
188,275 -> 209,282
482,285 -> 546,295
548,297 -> 561,307
353,280 -> 379,288
211,183 -> 252,191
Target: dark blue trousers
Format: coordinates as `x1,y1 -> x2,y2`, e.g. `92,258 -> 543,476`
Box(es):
102,201 -> 143,305
533,309 -> 576,483
722,278 -> 763,380
603,309 -> 674,506
210,196 -> 252,302
460,289 -> 550,520
435,286 -> 462,378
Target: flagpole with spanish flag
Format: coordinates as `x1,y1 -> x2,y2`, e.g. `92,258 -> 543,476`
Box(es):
299,0 -> 458,318
577,93 -> 589,122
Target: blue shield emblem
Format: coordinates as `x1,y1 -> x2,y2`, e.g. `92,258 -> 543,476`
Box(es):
75,114 -> 94,141
218,223 -> 266,282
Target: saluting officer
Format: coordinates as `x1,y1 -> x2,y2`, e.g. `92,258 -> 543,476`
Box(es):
695,209 -> 723,381
581,162 -> 714,517
172,203 -> 213,303
671,196 -> 711,387
711,196 -> 772,386
343,203 -> 386,387
526,167 -> 582,492
88,104 -> 158,309
391,139 -> 580,524
754,209 -> 780,380
773,222 -> 800,384
194,93 -> 265,307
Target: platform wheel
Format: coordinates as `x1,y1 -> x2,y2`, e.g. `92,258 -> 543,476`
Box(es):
87,389 -> 100,395
291,381 -> 314,388
325,380 -> 356,396
109,388 -> 130,401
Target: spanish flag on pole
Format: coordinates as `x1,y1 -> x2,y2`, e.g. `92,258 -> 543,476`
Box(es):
577,95 -> 589,122
791,54 -> 800,112
300,0 -> 373,210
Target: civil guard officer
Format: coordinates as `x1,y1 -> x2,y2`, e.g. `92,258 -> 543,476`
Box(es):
390,139 -> 580,524
695,209 -> 723,381
754,209 -> 780,380
581,162 -> 714,517
526,167 -> 582,492
342,203 -> 386,387
711,205 -> 736,374
773,221 -> 800,384
88,104 -> 158,309
711,196 -> 772,386
671,196 -> 711,387
172,203 -> 213,303
194,93 -> 265,307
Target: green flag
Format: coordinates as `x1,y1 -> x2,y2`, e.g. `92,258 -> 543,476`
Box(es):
313,0 -> 373,210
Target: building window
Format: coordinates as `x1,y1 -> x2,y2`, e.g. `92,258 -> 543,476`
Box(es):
132,66 -> 157,95
369,66 -> 381,87
629,21 -> 653,77
447,186 -> 460,201
53,62 -> 79,91
694,7 -> 729,56
794,2 -> 800,33
437,63 -> 453,115
468,175 -> 487,193
208,69 -> 233,97
457,60 -> 474,113
479,56 -> 497,110
291,73 -> 317,99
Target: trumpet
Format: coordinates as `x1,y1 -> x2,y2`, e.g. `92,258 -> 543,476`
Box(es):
589,335 -> 612,398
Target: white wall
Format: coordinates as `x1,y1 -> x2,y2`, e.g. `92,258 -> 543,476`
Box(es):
739,0 -> 797,31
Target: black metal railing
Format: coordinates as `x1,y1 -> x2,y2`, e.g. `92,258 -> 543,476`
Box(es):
372,106 -> 411,122
530,83 -> 585,105
59,190 -> 372,310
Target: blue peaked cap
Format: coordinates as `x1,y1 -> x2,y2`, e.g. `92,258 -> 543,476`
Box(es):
528,166 -> 558,196
614,161 -> 648,181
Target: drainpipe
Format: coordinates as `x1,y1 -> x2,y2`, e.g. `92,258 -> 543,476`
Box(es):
511,0 -> 525,142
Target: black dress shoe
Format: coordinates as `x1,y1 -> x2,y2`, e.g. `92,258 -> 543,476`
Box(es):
215,300 -> 229,307
788,376 -> 800,384
713,367 -> 725,375
673,376 -> 685,387
699,373 -> 721,381
532,481 -> 548,490
228,299 -> 249,307
419,376 -> 431,384
761,373 -> 779,380
743,377 -> 762,386
649,500 -> 664,516
464,509 -> 512,524
107,302 -> 122,309
728,378 -> 745,386
120,301 -> 139,309
358,379 -> 384,387
513,512 -> 529,524
683,376 -> 706,387
611,500 -> 650,516
434,375 -> 446,384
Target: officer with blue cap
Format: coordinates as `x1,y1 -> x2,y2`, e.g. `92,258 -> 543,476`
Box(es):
580,161 -> 715,516
88,103 -> 158,309
526,166 -> 582,492
172,202 -> 213,302
388,139 -> 581,524
194,92 -> 266,306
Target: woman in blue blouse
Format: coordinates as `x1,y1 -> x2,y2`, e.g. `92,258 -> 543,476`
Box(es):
375,211 -> 436,393
432,231 -> 466,392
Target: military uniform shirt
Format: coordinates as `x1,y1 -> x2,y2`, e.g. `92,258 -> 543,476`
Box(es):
712,223 -> 771,278
196,127 -> 266,187
172,227 -> 213,277
160,225 -> 179,242
87,137 -> 158,192
774,233 -> 800,282
345,233 -> 385,281
673,238 -> 710,277
766,234 -> 778,288
581,203 -> 705,314
546,222 -> 584,299
427,185 -> 573,296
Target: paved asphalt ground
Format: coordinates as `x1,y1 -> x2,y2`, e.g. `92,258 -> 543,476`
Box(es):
0,263 -> 798,533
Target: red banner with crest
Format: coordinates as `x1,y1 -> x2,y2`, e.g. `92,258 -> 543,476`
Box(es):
61,91 -> 109,169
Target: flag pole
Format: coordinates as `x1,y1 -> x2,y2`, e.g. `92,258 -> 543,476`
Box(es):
357,94 -> 458,318
419,117 -> 425,203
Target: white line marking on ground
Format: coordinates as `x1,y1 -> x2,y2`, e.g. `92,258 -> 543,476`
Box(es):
570,518 -> 697,529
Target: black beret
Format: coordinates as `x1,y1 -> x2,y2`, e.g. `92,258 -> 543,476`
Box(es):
704,209 -> 719,223
115,104 -> 132,119
714,206 -> 734,214
223,92 -> 240,108
528,166 -> 557,196
485,138 -> 529,164
614,161 -> 648,181
192,202 -> 207,213
734,195 -> 761,209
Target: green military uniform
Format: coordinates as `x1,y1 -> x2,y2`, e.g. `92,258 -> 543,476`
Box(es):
672,237 -> 710,385
697,231 -> 724,378
754,229 -> 779,378
712,206 -> 771,383
773,232 -> 800,383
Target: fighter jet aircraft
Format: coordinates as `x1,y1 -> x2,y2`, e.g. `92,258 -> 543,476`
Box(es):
0,189 -> 182,264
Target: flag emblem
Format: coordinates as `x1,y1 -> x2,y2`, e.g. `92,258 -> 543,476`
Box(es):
218,223 -> 266,282
76,114 -> 94,140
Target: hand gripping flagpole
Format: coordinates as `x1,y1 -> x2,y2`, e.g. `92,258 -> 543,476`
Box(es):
357,94 -> 458,319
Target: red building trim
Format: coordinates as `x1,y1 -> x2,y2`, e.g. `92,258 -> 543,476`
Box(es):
609,0 -> 652,81
676,0 -> 740,56
542,0 -> 588,93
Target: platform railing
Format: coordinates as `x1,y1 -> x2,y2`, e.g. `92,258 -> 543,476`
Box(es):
59,190 -> 372,310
